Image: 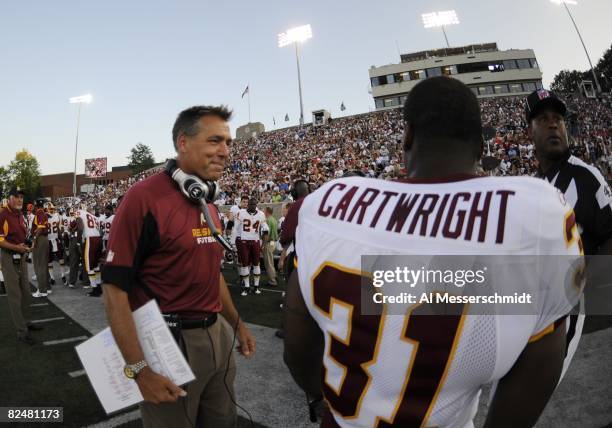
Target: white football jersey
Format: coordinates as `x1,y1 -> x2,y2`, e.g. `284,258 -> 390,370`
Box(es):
78,210 -> 101,240
229,205 -> 241,244
47,213 -> 61,242
102,215 -> 114,241
295,176 -> 583,428
26,213 -> 35,232
237,208 -> 267,241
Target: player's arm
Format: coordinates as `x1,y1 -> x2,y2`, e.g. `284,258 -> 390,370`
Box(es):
484,319 -> 567,428
283,270 -> 324,398
219,275 -> 256,358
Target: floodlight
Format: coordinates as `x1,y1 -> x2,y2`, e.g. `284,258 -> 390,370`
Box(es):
69,94 -> 93,104
278,25 -> 313,48
421,10 -> 460,29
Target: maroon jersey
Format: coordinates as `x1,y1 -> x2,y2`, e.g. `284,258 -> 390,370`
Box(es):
102,172 -> 223,318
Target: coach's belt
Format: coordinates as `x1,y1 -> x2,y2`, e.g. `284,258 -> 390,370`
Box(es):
163,313 -> 217,330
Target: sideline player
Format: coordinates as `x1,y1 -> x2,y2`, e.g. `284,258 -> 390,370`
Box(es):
237,198 -> 268,296
46,203 -> 67,286
283,77 -> 585,428
76,205 -> 102,292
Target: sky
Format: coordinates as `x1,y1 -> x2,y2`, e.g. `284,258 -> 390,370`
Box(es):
1,0 -> 611,175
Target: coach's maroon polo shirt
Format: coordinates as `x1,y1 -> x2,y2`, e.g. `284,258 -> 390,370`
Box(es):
0,206 -> 27,245
101,172 -> 223,318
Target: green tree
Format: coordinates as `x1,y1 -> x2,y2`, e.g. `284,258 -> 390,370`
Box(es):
7,149 -> 42,201
0,166 -> 11,199
551,69 -> 589,94
127,143 -> 155,174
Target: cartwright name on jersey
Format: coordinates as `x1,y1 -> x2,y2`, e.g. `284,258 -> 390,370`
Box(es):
317,182 -> 515,244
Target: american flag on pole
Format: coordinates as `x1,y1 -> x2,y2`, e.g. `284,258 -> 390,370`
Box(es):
241,85 -> 249,98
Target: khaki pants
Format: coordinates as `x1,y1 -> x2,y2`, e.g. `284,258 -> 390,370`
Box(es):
140,319 -> 237,428
1,250 -> 31,336
262,241 -> 277,285
33,236 -> 49,292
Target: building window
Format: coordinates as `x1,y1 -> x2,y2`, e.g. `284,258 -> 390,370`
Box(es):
494,84 -> 509,94
426,67 -> 442,77
375,99 -> 384,109
399,95 -> 408,105
509,83 -> 523,93
470,87 -> 479,96
488,63 -> 505,72
384,98 -> 398,107
371,77 -> 379,87
394,72 -> 410,83
536,81 -> 543,90
523,82 -> 537,92
503,59 -> 518,70
387,74 -> 396,84
478,86 -> 494,96
410,69 -> 426,80
517,59 -> 531,69
457,61 -> 490,74
530,58 -> 539,69
442,65 -> 458,76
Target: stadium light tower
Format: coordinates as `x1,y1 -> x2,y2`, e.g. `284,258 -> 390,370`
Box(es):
422,10 -> 459,48
69,94 -> 93,197
550,0 -> 601,93
278,24 -> 312,126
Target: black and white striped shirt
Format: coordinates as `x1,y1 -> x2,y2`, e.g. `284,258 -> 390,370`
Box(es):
540,151 -> 612,255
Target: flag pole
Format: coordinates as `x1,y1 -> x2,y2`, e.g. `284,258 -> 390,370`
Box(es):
248,87 -> 252,123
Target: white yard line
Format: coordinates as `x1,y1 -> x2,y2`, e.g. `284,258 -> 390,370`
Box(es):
68,369 -> 86,378
43,336 -> 88,346
30,316 -> 65,323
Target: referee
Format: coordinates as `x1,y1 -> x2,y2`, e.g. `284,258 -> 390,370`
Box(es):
526,89 -> 612,368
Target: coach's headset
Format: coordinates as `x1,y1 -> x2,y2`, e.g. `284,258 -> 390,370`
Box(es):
165,158 -> 233,252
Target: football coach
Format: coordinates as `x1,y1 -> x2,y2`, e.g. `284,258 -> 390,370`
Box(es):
102,105 -> 256,428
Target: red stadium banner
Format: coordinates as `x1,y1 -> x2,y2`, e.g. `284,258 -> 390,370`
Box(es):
84,157 -> 108,178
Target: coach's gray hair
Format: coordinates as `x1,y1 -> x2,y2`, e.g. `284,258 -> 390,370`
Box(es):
172,105 -> 233,150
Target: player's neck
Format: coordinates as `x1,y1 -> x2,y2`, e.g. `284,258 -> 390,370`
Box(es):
407,157 -> 476,179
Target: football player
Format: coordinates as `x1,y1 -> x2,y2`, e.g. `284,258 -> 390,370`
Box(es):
237,198 -> 268,296
283,77 -> 584,428
75,205 -> 102,292
46,203 -> 67,286
90,204 -> 114,297
101,204 -> 114,253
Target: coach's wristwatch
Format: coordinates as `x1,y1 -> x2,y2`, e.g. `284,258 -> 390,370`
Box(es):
124,360 -> 148,379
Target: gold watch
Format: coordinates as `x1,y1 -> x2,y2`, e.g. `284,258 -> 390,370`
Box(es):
124,360 -> 148,379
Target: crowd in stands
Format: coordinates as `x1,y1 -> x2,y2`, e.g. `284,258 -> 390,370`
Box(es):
55,93 -> 612,209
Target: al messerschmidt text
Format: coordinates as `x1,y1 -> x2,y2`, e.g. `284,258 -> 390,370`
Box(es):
373,292 -> 533,305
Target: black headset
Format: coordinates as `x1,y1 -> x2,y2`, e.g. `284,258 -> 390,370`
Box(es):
290,179 -> 311,200
165,158 -> 220,204
165,159 -> 233,252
